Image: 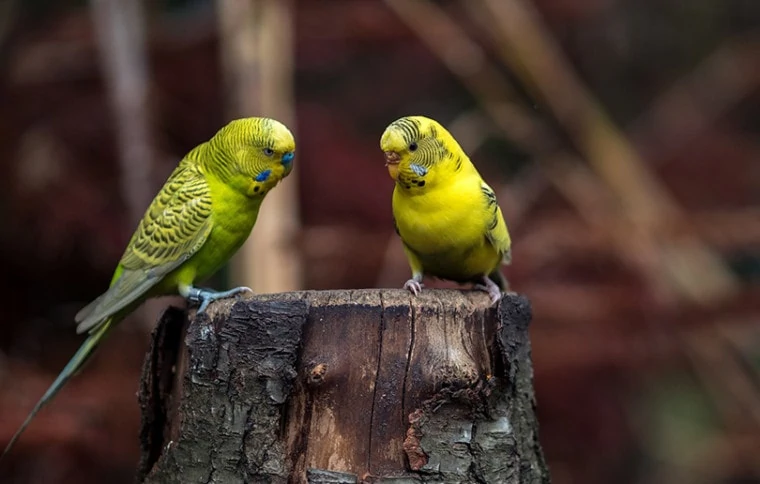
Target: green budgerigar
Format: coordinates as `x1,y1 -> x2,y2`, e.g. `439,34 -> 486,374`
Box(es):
2,117 -> 296,457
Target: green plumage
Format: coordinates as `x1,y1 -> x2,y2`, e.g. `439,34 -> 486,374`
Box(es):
2,117 -> 296,457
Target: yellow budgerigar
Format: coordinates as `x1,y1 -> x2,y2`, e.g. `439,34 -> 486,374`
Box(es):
381,115 -> 511,303
2,117 -> 295,457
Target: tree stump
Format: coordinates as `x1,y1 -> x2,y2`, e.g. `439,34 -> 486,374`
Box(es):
136,289 -> 549,483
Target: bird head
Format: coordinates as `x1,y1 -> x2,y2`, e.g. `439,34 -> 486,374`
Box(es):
210,117 -> 295,197
380,115 -> 459,190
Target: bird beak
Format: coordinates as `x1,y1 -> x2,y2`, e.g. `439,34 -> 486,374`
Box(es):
384,151 -> 400,166
384,151 -> 401,180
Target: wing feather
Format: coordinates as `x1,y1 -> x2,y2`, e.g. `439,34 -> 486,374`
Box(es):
481,181 -> 512,264
75,162 -> 213,333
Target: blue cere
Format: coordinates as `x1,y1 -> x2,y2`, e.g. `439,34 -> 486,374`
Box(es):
282,152 -> 295,164
255,169 -> 272,182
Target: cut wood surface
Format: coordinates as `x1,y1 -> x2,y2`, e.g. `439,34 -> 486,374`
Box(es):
136,289 -> 549,483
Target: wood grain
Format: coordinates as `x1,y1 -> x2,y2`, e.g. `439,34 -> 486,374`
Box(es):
136,289 -> 549,483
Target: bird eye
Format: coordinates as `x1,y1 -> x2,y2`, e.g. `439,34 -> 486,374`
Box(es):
263,147 -> 275,156
409,142 -> 418,152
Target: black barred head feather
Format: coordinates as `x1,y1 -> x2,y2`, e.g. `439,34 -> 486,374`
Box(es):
381,116 -> 458,166
201,117 -> 296,197
380,115 -> 470,191
391,117 -> 421,147
213,117 -> 294,156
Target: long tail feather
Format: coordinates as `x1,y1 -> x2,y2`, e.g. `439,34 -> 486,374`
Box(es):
1,319 -> 113,459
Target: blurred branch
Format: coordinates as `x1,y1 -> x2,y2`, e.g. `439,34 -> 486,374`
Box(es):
474,0 -> 738,304
693,208 -> 760,251
393,0 -> 668,294
90,0 -> 154,227
0,0 -> 18,55
385,0 -> 738,305
90,0 -> 159,331
628,35 -> 760,162
686,329 -> 760,430
520,209 -> 760,266
527,299 -> 760,382
252,0 -> 301,293
476,0 -> 669,222
539,158 -> 678,299
218,0 -> 302,293
447,109 -> 549,228
447,109 -> 495,154
495,164 -> 548,228
681,326 -> 760,477
384,0 -> 556,155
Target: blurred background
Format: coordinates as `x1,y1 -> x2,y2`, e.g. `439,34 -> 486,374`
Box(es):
0,0 -> 758,482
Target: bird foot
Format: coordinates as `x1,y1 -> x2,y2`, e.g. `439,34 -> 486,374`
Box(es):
184,286 -> 253,314
403,279 -> 424,296
474,277 -> 503,305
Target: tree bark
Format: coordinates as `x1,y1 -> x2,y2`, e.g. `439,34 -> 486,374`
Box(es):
136,289 -> 550,483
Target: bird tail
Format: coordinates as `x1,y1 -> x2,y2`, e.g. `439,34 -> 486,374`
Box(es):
1,318 -> 113,459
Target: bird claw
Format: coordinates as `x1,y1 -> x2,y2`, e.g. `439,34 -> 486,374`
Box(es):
403,279 -> 423,296
474,279 -> 503,305
187,286 -> 253,314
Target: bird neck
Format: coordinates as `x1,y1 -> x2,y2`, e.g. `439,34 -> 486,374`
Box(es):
193,142 -> 237,184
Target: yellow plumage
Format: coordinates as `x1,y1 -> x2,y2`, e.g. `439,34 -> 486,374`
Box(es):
381,115 -> 511,302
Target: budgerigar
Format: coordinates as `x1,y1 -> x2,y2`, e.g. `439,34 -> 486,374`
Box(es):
380,115 -> 511,303
2,117 -> 295,457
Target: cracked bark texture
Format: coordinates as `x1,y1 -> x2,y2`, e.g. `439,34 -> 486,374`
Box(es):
136,289 -> 549,484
